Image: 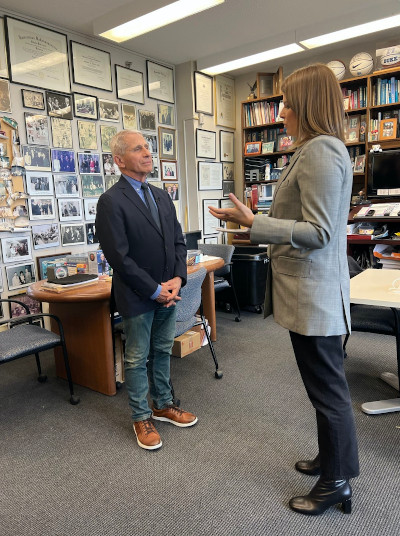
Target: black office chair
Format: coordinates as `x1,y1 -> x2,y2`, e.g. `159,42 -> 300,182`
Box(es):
0,299 -> 80,405
198,243 -> 241,322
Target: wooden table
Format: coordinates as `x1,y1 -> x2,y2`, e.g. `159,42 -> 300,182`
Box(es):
350,268 -> 400,414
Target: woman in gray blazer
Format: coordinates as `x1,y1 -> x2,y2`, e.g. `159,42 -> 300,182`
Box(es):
210,64 -> 359,516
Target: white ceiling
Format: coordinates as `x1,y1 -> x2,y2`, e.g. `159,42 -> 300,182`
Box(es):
1,0 -> 400,76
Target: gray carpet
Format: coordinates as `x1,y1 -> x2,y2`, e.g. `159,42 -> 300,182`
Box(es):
1,311 -> 399,536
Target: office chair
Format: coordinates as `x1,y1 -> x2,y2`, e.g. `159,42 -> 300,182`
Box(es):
0,299 -> 80,405
197,243 -> 241,322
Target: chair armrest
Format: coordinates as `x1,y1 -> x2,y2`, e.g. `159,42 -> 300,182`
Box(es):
0,312 -> 67,342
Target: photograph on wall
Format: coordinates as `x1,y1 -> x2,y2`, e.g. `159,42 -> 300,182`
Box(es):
220,130 -> 234,162
9,292 -> 41,317
78,153 -> 101,174
71,41 -> 112,92
84,198 -> 98,221
202,199 -> 219,235
146,60 -> 174,103
100,125 -> 117,153
24,113 -> 49,145
160,160 -> 177,180
0,17 -> 8,79
223,162 -> 234,181
6,262 -> 36,291
115,65 -> 144,104
86,222 -> 98,245
0,268 -> 3,293
51,149 -> 76,173
194,71 -> 213,115
60,223 -> 85,246
25,172 -> 53,196
198,161 -> 223,190
98,99 -> 119,122
58,198 -> 82,221
0,78 -> 11,113
22,89 -> 44,110
22,145 -> 51,171
78,120 -> 98,150
11,202 -> 29,228
223,180 -> 235,197
53,174 -> 79,197
73,93 -> 98,120
148,156 -> 159,179
164,182 -> 179,200
32,223 -> 59,250
51,117 -> 73,149
215,75 -> 235,129
102,154 -> 120,176
158,127 -> 176,160
80,174 -> 104,197
36,252 -> 69,280
1,235 -> 32,264
122,103 -> 137,130
28,197 -> 56,221
139,110 -> 156,131
46,91 -> 72,119
158,104 -> 174,126
104,175 -> 119,191
143,134 -> 158,154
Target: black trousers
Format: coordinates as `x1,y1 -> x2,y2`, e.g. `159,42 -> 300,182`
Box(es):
289,332 -> 360,480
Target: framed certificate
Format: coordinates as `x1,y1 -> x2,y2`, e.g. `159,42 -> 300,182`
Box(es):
0,18 -> 9,79
5,17 -> 70,93
146,60 -> 174,103
196,129 -> 216,159
220,130 -> 234,162
215,75 -> 235,129
198,161 -> 223,191
115,65 -> 144,104
194,71 -> 213,115
71,41 -> 112,92
202,199 -> 220,235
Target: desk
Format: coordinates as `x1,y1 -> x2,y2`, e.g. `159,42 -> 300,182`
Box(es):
350,268 -> 400,414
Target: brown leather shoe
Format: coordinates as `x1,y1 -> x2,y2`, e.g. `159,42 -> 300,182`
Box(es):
152,404 -> 198,427
133,418 -> 162,450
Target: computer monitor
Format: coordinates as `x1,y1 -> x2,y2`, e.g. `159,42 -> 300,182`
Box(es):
183,230 -> 202,250
368,149 -> 400,197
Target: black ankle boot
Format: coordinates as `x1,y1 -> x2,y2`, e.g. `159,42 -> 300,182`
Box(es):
295,454 -> 320,476
289,478 -> 352,516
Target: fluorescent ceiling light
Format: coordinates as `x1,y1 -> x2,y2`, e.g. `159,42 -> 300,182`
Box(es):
99,0 -> 225,42
200,43 -> 304,76
300,13 -> 400,49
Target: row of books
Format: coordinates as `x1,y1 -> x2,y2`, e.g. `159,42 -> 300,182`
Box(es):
244,125 -> 286,143
371,77 -> 400,106
342,85 -> 367,109
243,100 -> 284,127
246,183 -> 277,211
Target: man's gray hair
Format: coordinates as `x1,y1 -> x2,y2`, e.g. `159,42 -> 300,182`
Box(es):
110,129 -> 142,158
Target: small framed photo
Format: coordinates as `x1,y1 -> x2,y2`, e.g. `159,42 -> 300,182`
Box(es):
80,174 -> 104,197
25,172 -> 53,196
223,163 -> 234,181
223,180 -> 235,197
194,71 -> 213,115
143,134 -> 158,154
244,141 -> 261,155
36,252 -> 69,280
379,118 -> 398,140
73,93 -> 98,120
354,154 -> 366,173
22,89 -> 45,110
51,149 -> 76,173
100,125 -> 117,153
102,154 -> 120,176
32,223 -> 59,250
159,127 -> 176,160
86,222 -> 98,245
6,262 -> 36,291
277,135 -> 294,151
28,197 -> 56,220
146,60 -> 174,103
51,117 -> 73,149
262,141 -> 275,154
84,198 -> 98,220
160,160 -> 178,181
158,103 -> 174,126
196,129 -> 216,159
58,198 -> 82,221
78,153 -> 101,174
139,110 -> 156,131
148,156 -> 159,179
98,98 -> 120,122
164,182 -> 179,200
70,41 -> 112,92
115,65 -> 144,104
78,120 -> 98,150
53,174 -> 79,197
0,78 -> 11,113
122,103 -> 137,130
202,199 -> 219,235
9,292 -> 42,317
46,91 -> 72,119
1,235 -> 32,264
60,223 -> 85,247
22,145 -> 51,171
348,115 -> 360,142
198,161 -> 223,190
220,130 -> 234,162
105,175 -> 119,191
24,113 -> 49,145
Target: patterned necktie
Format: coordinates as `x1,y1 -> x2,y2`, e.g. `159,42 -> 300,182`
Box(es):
141,183 -> 161,231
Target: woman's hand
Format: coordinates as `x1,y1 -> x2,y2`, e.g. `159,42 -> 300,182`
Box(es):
209,193 -> 255,228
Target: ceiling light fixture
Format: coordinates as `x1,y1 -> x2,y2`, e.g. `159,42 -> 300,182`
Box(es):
98,0 -> 225,43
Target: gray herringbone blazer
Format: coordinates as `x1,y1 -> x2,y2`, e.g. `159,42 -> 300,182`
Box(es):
251,135 -> 352,336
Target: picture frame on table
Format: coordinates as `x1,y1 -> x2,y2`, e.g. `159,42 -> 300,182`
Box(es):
32,223 -> 59,250
51,117 -> 73,149
53,174 -> 79,197
158,104 -> 174,126
24,112 -> 49,145
100,125 -> 117,153
28,197 -> 56,221
58,198 -> 82,221
277,134 -> 294,152
379,118 -> 398,140
70,41 -> 112,92
60,223 -> 85,247
196,129 -> 216,159
9,292 -> 42,317
102,154 -> 120,176
77,153 -> 101,175
25,171 -> 53,196
98,98 -> 119,122
146,60 -> 174,103
0,78 -> 11,112
202,199 -> 219,236
160,160 -> 178,181
244,141 -> 261,156
1,235 -> 32,264
5,16 -> 70,93
139,110 -> 156,131
80,174 -> 104,197
354,154 -> 366,173
122,103 -> 137,130
257,72 -> 275,98
158,126 -> 176,160
220,130 -> 234,162
222,162 -> 234,181
36,252 -> 69,280
21,89 -> 45,110
194,71 -> 213,115
78,120 -> 98,150
215,75 -> 235,129
115,65 -> 144,104
22,145 -> 51,171
6,262 -> 36,291
51,149 -> 76,173
198,161 -> 223,190
262,141 -> 275,154
223,180 -> 235,197
86,222 -> 98,245
0,17 -> 9,79
143,134 -> 158,155
46,91 -> 72,119
73,93 -> 98,120
83,198 -> 98,221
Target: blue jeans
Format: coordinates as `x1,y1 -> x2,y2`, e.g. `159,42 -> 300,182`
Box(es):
122,304 -> 176,421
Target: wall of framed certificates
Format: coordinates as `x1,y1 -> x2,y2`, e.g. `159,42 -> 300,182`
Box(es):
0,9 -> 178,315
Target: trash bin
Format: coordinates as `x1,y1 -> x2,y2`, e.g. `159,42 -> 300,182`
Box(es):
231,246 -> 269,312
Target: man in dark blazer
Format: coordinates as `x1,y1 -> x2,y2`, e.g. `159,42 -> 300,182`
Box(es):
96,130 -> 197,451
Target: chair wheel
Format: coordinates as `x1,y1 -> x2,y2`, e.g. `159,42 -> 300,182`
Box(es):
234,316 -> 241,322
225,303 -> 232,312
255,306 -> 262,314
70,395 -> 80,405
215,370 -> 223,379
37,374 -> 47,383
116,381 -> 123,390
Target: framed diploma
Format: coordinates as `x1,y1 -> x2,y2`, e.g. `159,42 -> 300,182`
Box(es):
215,75 -> 235,129
70,41 -> 112,92
202,199 -> 220,235
194,71 -> 213,115
5,17 -> 70,93
146,60 -> 174,104
115,65 -> 144,104
198,161 -> 223,191
0,18 -> 9,79
196,129 -> 216,159
220,130 -> 234,162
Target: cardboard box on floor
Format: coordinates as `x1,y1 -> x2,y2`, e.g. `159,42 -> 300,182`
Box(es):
172,330 -> 201,358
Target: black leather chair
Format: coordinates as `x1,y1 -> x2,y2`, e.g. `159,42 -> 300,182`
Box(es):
0,299 -> 80,405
